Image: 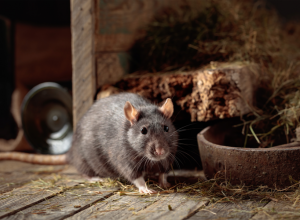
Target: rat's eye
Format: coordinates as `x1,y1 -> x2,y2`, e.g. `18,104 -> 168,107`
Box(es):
164,125 -> 169,132
141,127 -> 147,135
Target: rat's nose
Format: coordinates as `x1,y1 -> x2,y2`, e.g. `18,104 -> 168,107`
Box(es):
155,148 -> 165,156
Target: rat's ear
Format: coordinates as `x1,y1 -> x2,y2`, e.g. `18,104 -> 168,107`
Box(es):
124,101 -> 139,125
159,98 -> 174,119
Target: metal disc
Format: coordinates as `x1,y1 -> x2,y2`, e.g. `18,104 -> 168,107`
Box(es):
21,82 -> 73,154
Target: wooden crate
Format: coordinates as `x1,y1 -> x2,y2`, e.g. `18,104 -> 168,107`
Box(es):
71,0 -> 203,126
71,0 -> 258,127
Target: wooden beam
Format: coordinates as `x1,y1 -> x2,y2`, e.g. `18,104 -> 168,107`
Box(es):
71,0 -> 96,127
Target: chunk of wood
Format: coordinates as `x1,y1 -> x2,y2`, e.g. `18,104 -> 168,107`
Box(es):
98,63 -> 259,122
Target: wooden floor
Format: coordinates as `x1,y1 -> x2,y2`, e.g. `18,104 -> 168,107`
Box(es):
0,161 -> 299,220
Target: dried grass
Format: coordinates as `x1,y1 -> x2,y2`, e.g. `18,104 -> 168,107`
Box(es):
15,174 -> 300,217
83,173 -> 300,208
132,0 -> 300,147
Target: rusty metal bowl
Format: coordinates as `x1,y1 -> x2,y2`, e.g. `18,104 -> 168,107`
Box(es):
197,121 -> 300,188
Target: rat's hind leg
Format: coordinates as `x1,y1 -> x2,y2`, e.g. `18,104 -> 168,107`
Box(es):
159,173 -> 171,189
67,148 -> 98,177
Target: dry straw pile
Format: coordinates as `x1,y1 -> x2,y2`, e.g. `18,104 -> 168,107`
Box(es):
133,0 -> 300,147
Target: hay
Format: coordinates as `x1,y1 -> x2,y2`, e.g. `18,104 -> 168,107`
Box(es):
83,172 -> 300,207
132,0 -> 300,147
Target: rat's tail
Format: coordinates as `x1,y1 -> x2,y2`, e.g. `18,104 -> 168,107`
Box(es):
0,152 -> 67,165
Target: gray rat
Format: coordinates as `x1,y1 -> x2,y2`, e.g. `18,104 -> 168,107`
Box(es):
67,93 -> 177,193
0,93 -> 178,194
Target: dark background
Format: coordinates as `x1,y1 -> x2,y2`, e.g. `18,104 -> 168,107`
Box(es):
267,0 -> 300,21
0,0 -> 70,141
0,0 -> 299,25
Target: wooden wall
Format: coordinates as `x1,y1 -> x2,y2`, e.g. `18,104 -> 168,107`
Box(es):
71,0 -> 203,127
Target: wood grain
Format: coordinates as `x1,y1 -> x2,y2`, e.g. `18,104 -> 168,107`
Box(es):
131,193 -> 208,220
0,172 -> 45,194
66,193 -> 161,220
0,161 -> 38,173
1,162 -> 300,219
0,161 -> 69,174
0,174 -> 83,218
2,187 -> 118,220
188,200 -> 269,220
71,0 -> 96,127
251,201 -> 300,220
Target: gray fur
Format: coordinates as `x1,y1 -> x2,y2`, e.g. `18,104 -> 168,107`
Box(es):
66,93 -> 178,183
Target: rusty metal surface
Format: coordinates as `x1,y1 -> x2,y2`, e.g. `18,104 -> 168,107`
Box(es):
197,124 -> 300,188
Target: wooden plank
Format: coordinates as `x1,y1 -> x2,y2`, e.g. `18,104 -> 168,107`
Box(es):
0,172 -> 47,194
65,193 -> 161,219
0,161 -> 75,194
1,186 -> 118,220
130,193 -> 208,220
59,165 -> 80,175
251,201 -> 300,220
0,161 -> 70,174
155,195 -> 208,220
71,0 -> 96,127
0,161 -> 37,173
188,200 -> 269,220
0,174 -> 84,218
24,165 -> 71,175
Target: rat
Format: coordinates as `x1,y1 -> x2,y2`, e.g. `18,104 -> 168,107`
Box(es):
0,93 -> 178,194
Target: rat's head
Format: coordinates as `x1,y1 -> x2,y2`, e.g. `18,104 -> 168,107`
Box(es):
124,98 -> 178,162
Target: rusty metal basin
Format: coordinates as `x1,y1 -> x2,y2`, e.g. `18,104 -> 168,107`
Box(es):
197,121 -> 300,188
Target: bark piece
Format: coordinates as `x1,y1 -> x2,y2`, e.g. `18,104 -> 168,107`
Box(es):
98,63 -> 258,122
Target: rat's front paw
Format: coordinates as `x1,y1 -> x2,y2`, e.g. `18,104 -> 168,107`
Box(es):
139,186 -> 157,194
